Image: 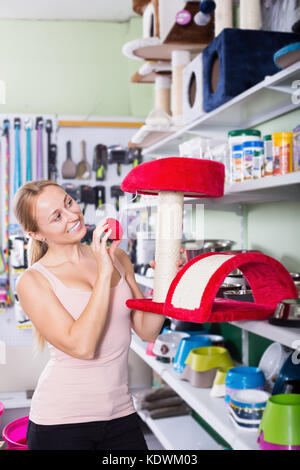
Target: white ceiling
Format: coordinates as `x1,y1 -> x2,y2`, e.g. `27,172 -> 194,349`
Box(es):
0,0 -> 137,21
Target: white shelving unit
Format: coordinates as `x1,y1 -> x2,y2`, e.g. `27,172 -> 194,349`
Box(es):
136,409 -> 222,451
130,334 -> 259,450
126,62 -> 300,451
141,61 -> 300,157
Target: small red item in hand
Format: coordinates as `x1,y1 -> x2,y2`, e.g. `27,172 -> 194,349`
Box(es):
104,218 -> 123,240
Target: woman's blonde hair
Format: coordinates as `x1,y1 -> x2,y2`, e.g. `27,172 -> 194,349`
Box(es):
13,179 -> 63,351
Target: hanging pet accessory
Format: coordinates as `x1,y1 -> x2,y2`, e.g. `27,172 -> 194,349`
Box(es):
110,185 -> 124,212
13,118 -> 21,194
93,144 -> 108,181
1,119 -> 12,307
35,116 -> 43,179
107,145 -> 129,176
24,118 -> 32,182
45,119 -> 58,182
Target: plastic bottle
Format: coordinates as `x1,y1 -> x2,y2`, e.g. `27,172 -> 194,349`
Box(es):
242,141 -> 264,180
272,132 -> 293,175
263,135 -> 273,176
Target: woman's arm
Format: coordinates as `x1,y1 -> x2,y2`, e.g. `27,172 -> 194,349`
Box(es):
116,248 -> 184,342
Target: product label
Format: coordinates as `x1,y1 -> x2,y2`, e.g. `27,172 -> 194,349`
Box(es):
232,152 -> 243,183
273,143 -> 292,175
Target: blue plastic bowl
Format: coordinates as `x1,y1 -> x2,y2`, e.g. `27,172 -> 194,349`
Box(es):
225,366 -> 266,404
173,335 -> 212,374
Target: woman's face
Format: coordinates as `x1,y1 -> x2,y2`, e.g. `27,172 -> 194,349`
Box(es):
32,185 -> 86,244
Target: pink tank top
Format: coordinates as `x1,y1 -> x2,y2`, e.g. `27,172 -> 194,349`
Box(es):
28,256 -> 136,425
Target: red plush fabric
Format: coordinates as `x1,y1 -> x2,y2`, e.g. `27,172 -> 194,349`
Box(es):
126,252 -> 298,323
121,157 -> 225,198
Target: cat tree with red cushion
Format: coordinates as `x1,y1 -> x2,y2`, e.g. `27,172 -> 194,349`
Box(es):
121,157 -> 298,323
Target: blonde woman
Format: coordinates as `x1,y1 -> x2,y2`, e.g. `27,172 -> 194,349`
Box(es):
14,180 -> 184,451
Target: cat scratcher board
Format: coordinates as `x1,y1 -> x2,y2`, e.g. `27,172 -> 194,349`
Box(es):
121,157 -> 225,304
182,52 -> 206,124
125,252 -> 298,323
203,28 -> 300,112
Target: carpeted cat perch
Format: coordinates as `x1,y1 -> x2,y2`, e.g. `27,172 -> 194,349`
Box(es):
121,157 -> 298,323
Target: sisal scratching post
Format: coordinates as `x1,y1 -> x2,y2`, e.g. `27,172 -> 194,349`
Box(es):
171,50 -> 191,125
214,0 -> 233,36
155,75 -> 171,115
153,191 -> 184,303
240,0 -> 261,30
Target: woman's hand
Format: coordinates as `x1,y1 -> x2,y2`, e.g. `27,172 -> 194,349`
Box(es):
91,220 -> 121,277
149,247 -> 185,272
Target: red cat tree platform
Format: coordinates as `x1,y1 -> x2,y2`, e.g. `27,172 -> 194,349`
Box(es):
121,157 -> 298,323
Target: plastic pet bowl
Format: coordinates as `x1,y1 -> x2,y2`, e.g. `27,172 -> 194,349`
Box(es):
229,389 -> 270,431
180,365 -> 220,388
225,366 -> 265,404
185,346 -> 234,373
2,415 -> 29,450
258,342 -> 289,392
258,394 -> 300,450
272,351 -> 300,395
173,335 -> 212,374
210,368 -> 228,397
153,331 -> 189,360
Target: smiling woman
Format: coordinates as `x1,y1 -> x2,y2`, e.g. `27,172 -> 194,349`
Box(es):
11,178 -> 151,450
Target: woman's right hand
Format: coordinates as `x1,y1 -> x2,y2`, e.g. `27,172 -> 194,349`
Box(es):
91,220 -> 117,277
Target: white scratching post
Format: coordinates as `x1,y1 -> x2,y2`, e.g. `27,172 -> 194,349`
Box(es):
240,0 -> 261,30
155,75 -> 171,115
214,0 -> 233,36
171,50 -> 191,125
152,191 -> 184,303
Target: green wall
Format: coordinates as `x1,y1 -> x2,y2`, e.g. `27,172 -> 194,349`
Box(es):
0,17 -> 152,117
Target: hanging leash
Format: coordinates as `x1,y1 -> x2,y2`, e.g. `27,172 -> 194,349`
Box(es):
35,116 -> 43,179
14,118 -> 21,194
25,118 -> 32,182
2,119 -> 11,307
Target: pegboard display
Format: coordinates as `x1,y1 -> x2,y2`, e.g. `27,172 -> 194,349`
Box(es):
0,114 -> 142,345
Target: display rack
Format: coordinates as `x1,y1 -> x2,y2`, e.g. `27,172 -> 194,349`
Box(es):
130,334 -> 259,451
139,61 -> 300,156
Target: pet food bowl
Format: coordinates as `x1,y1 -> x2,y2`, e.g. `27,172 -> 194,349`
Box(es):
153,331 -> 189,362
269,298 -> 300,327
202,335 -> 225,346
258,342 -> 289,392
180,364 -> 220,388
210,368 -> 228,397
228,389 -> 270,431
2,415 -> 29,450
272,351 -> 300,396
184,346 -> 234,373
223,289 -> 254,303
225,366 -> 266,404
217,283 -> 243,298
258,394 -> 300,450
173,335 -> 212,374
0,401 -> 4,427
274,42 -> 300,69
146,342 -> 156,357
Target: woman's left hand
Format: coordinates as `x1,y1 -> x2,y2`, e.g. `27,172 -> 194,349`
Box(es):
149,247 -> 185,272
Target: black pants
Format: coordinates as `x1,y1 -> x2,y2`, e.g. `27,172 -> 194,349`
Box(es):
26,412 -> 148,450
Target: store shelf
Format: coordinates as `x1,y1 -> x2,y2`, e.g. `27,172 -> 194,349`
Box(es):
134,275 -> 300,349
124,171 -> 300,211
130,334 -> 259,450
136,409 -> 222,450
142,61 -> 300,157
